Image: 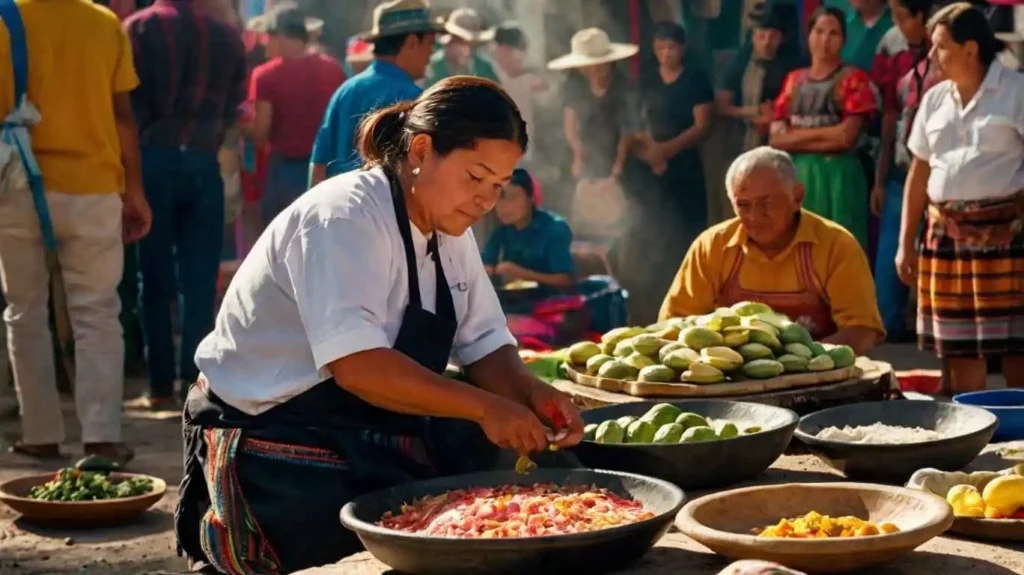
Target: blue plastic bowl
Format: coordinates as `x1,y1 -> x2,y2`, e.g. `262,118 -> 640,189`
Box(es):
953,389 -> 1024,441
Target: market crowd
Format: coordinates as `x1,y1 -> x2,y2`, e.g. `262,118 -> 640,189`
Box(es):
0,0 -> 1023,463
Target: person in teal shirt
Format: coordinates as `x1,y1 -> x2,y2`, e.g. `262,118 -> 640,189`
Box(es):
483,169 -> 575,295
423,7 -> 500,86
831,0 -> 894,72
308,1 -> 442,186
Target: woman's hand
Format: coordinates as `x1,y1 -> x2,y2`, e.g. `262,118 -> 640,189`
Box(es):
870,183 -> 885,217
478,395 -> 551,455
895,242 -> 918,287
495,261 -> 529,280
526,383 -> 585,449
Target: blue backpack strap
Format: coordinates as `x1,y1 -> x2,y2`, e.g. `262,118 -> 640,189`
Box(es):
0,0 -> 27,105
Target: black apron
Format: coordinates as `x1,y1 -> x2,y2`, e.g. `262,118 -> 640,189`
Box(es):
175,169 -> 498,573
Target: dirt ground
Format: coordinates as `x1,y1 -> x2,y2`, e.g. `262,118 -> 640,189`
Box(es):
1,379 -> 1023,575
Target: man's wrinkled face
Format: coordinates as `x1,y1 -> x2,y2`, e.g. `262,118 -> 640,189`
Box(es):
752,28 -> 783,60
729,166 -> 804,245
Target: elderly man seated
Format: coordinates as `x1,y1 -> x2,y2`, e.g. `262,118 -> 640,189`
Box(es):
659,147 -> 884,355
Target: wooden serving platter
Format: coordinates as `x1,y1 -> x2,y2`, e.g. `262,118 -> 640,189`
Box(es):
565,358 -> 864,398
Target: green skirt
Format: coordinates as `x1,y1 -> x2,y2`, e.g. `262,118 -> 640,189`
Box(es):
793,153 -> 868,251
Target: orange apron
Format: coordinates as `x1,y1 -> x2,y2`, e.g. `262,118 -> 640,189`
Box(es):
716,243 -> 838,340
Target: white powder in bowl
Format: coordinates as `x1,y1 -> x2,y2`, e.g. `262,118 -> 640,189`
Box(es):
815,423 -> 945,444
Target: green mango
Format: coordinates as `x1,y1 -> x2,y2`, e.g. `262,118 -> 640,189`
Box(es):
658,342 -> 688,364
807,354 -> 836,372
585,354 -> 615,375
600,327 -> 646,355
617,416 -> 638,429
680,327 -> 725,350
748,329 -> 783,352
654,422 -> 685,443
779,323 -> 814,347
613,339 -> 635,357
827,345 -> 856,369
623,352 -> 657,371
630,334 -> 670,357
595,420 -> 626,444
681,426 -> 718,443
809,342 -> 828,357
641,403 -> 683,428
742,359 -> 785,379
662,348 -> 701,371
639,364 -> 677,383
652,325 -> 681,341
681,362 -> 726,384
582,423 -> 599,441
722,329 -> 750,347
626,420 -> 657,444
675,412 -> 709,430
776,354 -> 809,373
716,422 -> 740,439
598,360 -> 639,380
568,341 -> 601,365
783,343 -> 813,360
737,342 -> 774,362
730,301 -> 774,317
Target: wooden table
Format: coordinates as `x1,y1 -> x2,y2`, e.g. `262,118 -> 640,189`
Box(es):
298,449 -> 1024,575
554,359 -> 896,416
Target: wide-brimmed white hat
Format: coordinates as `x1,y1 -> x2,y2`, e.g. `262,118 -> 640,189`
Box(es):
440,7 -> 495,44
360,0 -> 446,42
246,2 -> 324,35
547,28 -> 639,71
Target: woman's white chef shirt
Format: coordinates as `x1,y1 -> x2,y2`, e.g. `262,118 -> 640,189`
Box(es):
907,61 -> 1024,203
194,167 -> 516,416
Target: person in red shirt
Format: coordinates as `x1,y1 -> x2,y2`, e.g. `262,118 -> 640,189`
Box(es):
248,5 -> 344,225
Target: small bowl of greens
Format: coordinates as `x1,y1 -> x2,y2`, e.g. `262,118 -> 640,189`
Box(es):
0,459 -> 165,526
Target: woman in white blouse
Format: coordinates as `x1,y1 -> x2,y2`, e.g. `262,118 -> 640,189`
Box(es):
174,76 -> 585,573
897,3 -> 1024,394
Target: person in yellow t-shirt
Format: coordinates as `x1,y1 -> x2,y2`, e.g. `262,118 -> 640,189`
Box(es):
660,146 -> 884,355
0,0 -> 151,466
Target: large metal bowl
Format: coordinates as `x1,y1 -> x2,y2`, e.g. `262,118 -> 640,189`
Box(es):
571,400 -> 799,489
796,400 -> 998,483
339,468 -> 685,574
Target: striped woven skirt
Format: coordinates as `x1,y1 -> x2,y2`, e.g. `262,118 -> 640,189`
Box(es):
917,193 -> 1024,358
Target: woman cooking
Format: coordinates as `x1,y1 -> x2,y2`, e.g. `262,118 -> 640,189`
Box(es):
898,3 -> 1024,393
175,76 -> 585,574
770,6 -> 878,252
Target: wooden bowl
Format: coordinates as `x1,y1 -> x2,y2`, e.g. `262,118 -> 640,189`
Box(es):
676,482 -> 953,574
0,472 -> 167,527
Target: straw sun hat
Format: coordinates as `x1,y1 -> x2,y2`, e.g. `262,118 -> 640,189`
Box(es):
547,28 -> 639,71
360,0 -> 446,42
440,7 -> 495,44
246,2 -> 324,35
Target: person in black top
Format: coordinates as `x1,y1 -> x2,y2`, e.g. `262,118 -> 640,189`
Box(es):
631,22 -> 714,323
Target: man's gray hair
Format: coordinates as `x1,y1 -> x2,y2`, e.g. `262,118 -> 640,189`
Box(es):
725,146 -> 799,197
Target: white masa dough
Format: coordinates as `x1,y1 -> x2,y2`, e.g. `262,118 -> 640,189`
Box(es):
816,423 -> 945,444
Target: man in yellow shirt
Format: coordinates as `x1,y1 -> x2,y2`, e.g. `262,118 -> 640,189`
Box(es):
660,146 -> 884,355
0,0 -> 151,465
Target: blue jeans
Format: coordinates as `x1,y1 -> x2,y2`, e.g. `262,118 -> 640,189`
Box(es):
260,154 -> 310,226
874,171 -> 910,340
138,147 -> 224,398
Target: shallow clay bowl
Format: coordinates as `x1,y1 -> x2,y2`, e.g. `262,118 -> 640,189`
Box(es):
795,401 -> 997,483
0,472 -> 166,527
572,400 -> 799,489
340,468 -> 685,574
676,482 -> 954,574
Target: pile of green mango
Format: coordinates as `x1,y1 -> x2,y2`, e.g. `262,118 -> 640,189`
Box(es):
566,301 -> 856,385
583,403 -> 765,445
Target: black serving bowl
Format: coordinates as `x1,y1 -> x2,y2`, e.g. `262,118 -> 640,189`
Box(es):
795,400 -> 998,483
339,468 -> 684,575
571,400 -> 799,490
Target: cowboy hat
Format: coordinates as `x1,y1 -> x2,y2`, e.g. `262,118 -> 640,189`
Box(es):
440,7 -> 495,44
547,28 -> 639,71
360,0 -> 446,42
246,2 -> 324,35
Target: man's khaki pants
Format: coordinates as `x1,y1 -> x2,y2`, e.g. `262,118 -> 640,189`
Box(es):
0,185 -> 124,445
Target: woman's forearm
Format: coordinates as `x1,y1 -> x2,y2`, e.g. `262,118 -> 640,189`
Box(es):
900,158 -> 930,247
821,326 -> 880,356
465,345 -> 539,407
328,348 -> 496,422
519,268 -> 573,289
770,125 -> 852,153
876,111 -> 898,187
